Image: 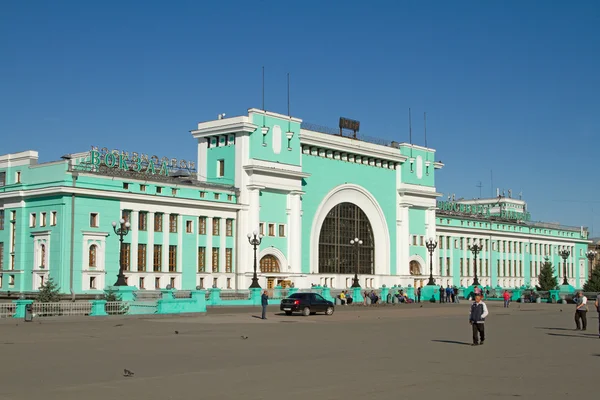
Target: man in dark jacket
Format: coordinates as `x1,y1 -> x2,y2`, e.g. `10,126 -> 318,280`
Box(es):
261,290 -> 269,320
469,294 -> 489,346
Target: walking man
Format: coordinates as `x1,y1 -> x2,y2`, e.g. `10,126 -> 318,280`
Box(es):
469,293 -> 489,346
574,291 -> 588,331
261,290 -> 269,320
416,287 -> 421,303
503,290 -> 510,308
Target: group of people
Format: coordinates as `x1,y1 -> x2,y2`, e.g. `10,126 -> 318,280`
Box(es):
439,285 -> 460,303
338,290 -> 353,305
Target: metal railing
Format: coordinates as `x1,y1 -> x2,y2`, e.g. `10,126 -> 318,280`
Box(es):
220,290 -> 250,300
0,303 -> 15,318
301,122 -> 392,147
32,302 -> 92,317
105,301 -> 130,315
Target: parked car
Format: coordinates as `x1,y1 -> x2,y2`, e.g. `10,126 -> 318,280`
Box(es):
280,292 -> 334,316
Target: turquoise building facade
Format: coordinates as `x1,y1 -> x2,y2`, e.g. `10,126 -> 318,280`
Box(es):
0,108 -> 590,295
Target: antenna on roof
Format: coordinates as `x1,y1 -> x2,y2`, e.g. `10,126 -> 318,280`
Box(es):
262,66 -> 265,111
476,181 -> 483,198
287,72 -> 290,116
423,112 -> 428,148
408,108 -> 413,144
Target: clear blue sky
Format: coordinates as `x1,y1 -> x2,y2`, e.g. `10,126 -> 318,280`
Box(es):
1,1 -> 598,232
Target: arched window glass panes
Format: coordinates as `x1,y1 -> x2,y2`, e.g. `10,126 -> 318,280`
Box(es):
40,244 -> 46,268
318,202 -> 374,274
260,255 -> 280,273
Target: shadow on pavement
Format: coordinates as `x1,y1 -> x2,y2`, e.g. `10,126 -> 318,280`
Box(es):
547,333 -> 597,339
431,340 -> 471,346
536,327 -> 576,331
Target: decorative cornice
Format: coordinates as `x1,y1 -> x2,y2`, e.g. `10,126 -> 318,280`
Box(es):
243,165 -> 311,180
81,231 -> 110,237
299,130 -> 407,164
191,116 -> 257,138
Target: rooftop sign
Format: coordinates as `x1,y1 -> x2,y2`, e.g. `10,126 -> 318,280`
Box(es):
82,147 -> 196,177
436,200 -> 531,221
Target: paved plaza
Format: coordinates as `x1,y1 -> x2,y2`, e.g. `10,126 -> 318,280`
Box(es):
0,301 -> 596,400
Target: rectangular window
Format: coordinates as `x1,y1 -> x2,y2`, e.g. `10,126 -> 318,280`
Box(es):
226,248 -> 232,273
439,257 -> 444,276
419,236 -> 424,246
41,212 -> 47,227
412,236 -> 417,246
138,212 -> 147,231
138,244 -> 147,271
0,210 -> 4,230
154,213 -> 163,232
446,257 -> 451,276
139,277 -> 145,289
212,248 -> 219,272
0,172 -> 5,186
15,171 -> 21,183
169,214 -> 178,233
90,213 -> 99,227
460,258 -> 464,275
214,193 -> 220,200
259,223 -> 265,236
168,245 -> 177,272
171,188 -> 177,196
122,210 -> 131,224
123,182 -> 129,190
30,213 -> 36,228
268,223 -> 275,237
186,220 -> 193,233
446,237 -> 450,249
278,224 -> 285,237
217,159 -> 225,177
140,184 -> 146,192
198,247 -> 206,272
213,218 -> 220,235
227,194 -> 233,201
199,191 -> 205,198
170,277 -> 176,289
155,277 -> 160,289
227,277 -> 231,289
213,277 -> 218,288
122,243 -> 131,271
226,219 -> 233,236
51,211 -> 57,226
156,186 -> 163,194
199,217 -> 206,235
153,245 -> 162,271
439,236 -> 444,249
89,276 -> 96,289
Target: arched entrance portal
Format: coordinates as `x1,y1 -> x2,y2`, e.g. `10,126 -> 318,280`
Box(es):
260,255 -> 280,273
318,202 -> 375,275
410,260 -> 425,288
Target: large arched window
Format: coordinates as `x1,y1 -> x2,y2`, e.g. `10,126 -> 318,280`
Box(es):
89,245 -> 97,268
318,202 -> 374,274
260,255 -> 280,273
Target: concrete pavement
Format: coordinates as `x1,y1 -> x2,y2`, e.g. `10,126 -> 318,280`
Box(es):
0,301 -> 595,399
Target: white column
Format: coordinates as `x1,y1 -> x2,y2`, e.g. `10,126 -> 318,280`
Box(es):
131,211 -> 139,272
197,138 -> 208,182
219,218 -> 226,273
162,215 -> 169,272
247,186 -> 262,233
397,205 -> 410,276
288,191 -> 302,273
147,212 -> 154,272
177,215 -> 183,273
206,217 -> 213,272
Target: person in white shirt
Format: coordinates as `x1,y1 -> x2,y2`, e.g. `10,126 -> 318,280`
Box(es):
574,291 -> 588,331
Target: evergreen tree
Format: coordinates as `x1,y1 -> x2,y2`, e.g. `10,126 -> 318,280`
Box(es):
35,278 -> 61,302
583,265 -> 600,292
537,259 -> 558,291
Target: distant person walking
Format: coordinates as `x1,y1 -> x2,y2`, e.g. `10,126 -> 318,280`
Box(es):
503,290 -> 510,308
469,293 -> 489,346
416,287 -> 422,303
439,285 -> 445,303
574,291 -> 588,331
261,290 -> 269,320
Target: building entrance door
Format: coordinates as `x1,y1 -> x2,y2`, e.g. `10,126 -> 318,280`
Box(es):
267,278 -> 275,289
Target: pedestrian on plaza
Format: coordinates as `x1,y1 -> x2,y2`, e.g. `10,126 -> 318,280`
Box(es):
503,290 -> 510,308
416,287 -> 422,303
261,290 -> 269,320
446,285 -> 453,303
574,291 -> 588,331
469,293 -> 489,346
594,294 -> 600,338
439,284 -> 445,303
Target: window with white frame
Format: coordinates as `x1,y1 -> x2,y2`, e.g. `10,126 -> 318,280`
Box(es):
217,159 -> 225,177
90,213 -> 99,228
51,211 -> 57,226
30,213 -> 36,228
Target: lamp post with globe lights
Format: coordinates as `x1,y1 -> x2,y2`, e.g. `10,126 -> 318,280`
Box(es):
468,239 -> 483,287
350,237 -> 363,288
247,231 -> 263,289
586,249 -> 597,280
559,249 -> 570,286
425,238 -> 438,285
112,218 -> 131,286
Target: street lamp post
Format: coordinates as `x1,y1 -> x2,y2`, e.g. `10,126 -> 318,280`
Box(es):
112,218 -> 131,286
425,238 -> 437,285
559,249 -> 570,286
586,249 -> 597,280
350,237 -> 363,288
468,239 -> 483,287
247,231 -> 263,289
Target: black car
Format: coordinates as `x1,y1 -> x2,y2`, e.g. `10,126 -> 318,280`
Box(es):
280,292 -> 335,316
